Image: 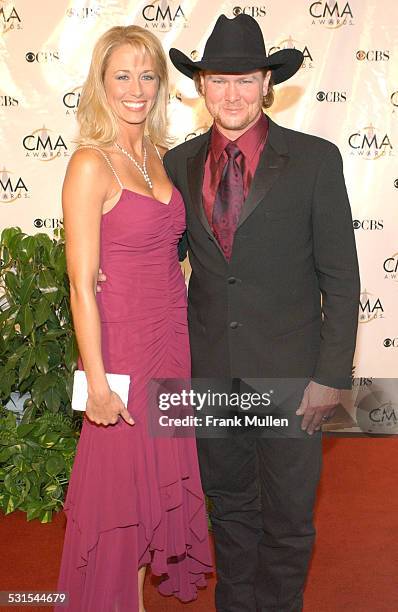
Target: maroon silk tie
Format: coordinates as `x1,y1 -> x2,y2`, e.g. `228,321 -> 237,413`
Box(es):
212,142 -> 244,261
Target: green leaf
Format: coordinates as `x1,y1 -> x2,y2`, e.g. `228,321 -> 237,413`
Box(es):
0,367 -> 16,398
1,227 -> 22,248
64,334 -> 78,371
8,231 -> 26,259
34,232 -> 53,250
18,304 -> 34,336
5,494 -> 17,514
45,455 -> 65,476
47,343 -> 63,369
40,431 -> 61,447
4,472 -> 20,495
34,298 -> 51,327
43,387 -> 61,412
1,244 -> 10,266
16,423 -> 36,438
35,344 -> 49,374
18,346 -> 35,382
0,447 -> 14,462
4,271 -> 19,295
13,454 -> 24,471
21,235 -> 36,260
19,273 -> 36,305
0,304 -> 18,325
26,502 -> 42,521
53,244 -> 67,277
39,509 -> 53,523
20,402 -> 37,424
38,270 -> 56,291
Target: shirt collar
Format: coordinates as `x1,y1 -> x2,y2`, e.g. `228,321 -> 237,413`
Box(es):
209,112 -> 269,162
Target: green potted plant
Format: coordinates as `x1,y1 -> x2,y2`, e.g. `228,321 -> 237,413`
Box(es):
0,226 -> 81,522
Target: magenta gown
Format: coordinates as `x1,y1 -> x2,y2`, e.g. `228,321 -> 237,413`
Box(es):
55,183 -> 213,611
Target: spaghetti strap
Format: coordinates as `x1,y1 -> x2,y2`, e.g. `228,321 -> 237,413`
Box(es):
152,141 -> 163,163
77,145 -> 123,190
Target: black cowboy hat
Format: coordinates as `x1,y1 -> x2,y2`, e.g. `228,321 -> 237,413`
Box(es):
169,14 -> 303,85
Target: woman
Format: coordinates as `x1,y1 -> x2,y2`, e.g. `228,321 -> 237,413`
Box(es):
55,25 -> 212,612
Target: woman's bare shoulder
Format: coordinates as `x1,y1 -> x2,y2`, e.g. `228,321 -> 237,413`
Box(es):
64,147 -> 110,198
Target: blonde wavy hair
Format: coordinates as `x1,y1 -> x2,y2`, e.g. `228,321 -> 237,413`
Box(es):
193,69 -> 275,109
77,25 -> 169,148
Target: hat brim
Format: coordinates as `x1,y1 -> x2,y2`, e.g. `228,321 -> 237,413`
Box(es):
169,48 -> 303,85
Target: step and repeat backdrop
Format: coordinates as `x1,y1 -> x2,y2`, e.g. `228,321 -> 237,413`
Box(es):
1,0 -> 397,433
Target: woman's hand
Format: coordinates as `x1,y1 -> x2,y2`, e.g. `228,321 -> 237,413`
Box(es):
86,389 -> 135,426
96,267 -> 107,292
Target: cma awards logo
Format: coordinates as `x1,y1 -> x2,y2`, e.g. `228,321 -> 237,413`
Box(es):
391,90 -> 398,114
0,168 -> 29,203
0,2 -> 22,33
354,378 -> 398,434
348,124 -> 393,160
268,37 -> 314,70
63,86 -> 82,116
358,290 -> 384,323
368,402 -> 398,427
168,89 -> 182,104
22,126 -> 69,161
141,0 -> 187,32
66,5 -> 102,19
309,1 -> 354,28
185,125 -> 211,141
183,96 -> 210,139
358,399 -> 398,433
383,252 -> 398,282
232,5 -> 267,18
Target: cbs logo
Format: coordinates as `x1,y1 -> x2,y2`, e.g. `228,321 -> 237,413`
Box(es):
316,91 -> 347,102
356,50 -> 390,61
233,6 -> 266,17
353,219 -> 383,230
25,51 -> 60,63
34,218 -> 63,229
383,338 -> 398,348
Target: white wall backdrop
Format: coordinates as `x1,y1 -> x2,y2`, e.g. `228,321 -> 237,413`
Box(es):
1,1 -> 397,432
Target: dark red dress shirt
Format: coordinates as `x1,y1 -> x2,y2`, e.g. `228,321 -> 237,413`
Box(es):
202,112 -> 269,229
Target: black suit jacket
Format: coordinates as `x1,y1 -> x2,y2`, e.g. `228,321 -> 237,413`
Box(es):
164,114 -> 360,389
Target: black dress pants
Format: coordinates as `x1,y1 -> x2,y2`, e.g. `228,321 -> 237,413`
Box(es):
196,420 -> 322,611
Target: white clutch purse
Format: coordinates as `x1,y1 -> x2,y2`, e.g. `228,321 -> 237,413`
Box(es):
72,370 -> 131,411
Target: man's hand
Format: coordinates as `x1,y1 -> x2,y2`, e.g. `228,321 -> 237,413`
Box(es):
96,267 -> 107,292
296,380 -> 340,435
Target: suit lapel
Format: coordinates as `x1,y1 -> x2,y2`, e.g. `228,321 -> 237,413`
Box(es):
237,116 -> 290,228
187,130 -> 226,258
187,135 -> 210,232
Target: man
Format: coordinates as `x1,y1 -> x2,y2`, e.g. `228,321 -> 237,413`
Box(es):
98,13 -> 359,611
163,13 -> 360,612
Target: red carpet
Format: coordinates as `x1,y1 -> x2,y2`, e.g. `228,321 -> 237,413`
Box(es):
1,438 -> 397,611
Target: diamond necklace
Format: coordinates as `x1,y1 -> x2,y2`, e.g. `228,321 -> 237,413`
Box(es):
115,141 -> 152,189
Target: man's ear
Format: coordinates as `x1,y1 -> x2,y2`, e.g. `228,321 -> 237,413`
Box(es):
262,70 -> 272,96
199,72 -> 205,96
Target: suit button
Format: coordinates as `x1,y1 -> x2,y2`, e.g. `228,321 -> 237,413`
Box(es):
230,321 -> 239,329
228,276 -> 236,284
